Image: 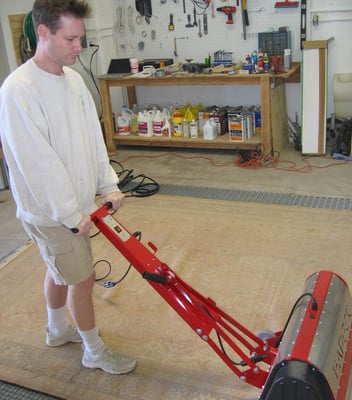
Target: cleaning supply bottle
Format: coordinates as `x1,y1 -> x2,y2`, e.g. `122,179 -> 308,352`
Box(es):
183,107 -> 194,138
161,116 -> 172,137
116,116 -> 131,136
190,119 -> 198,138
251,50 -> 258,66
171,108 -> 184,137
203,118 -> 217,140
131,104 -> 139,134
182,118 -> 189,138
152,109 -> 164,136
162,107 -> 171,119
284,48 -> 292,71
121,106 -> 133,133
137,110 -> 153,137
257,48 -> 264,69
263,53 -> 270,71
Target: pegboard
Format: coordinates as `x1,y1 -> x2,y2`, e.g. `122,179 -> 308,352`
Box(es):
85,0 -> 303,74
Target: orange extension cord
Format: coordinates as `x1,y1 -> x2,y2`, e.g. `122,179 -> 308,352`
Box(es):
117,148 -> 349,174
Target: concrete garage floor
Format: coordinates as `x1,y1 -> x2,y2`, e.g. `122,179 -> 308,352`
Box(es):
1,143 -> 352,264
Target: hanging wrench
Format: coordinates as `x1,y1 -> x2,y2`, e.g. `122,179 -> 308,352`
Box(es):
174,36 -> 189,57
193,8 -> 198,26
198,19 -> 203,38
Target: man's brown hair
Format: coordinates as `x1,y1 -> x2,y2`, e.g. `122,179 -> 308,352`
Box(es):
32,0 -> 91,34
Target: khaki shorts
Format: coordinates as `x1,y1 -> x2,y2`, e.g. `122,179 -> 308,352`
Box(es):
22,221 -> 93,285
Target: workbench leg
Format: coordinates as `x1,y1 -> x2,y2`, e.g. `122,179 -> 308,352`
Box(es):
126,86 -> 137,108
260,76 -> 272,154
271,83 -> 289,153
99,79 -> 116,154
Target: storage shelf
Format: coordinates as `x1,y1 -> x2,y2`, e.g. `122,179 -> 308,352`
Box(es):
113,132 -> 262,150
98,63 -> 300,154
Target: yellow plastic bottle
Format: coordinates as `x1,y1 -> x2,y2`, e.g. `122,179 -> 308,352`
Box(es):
171,108 -> 184,137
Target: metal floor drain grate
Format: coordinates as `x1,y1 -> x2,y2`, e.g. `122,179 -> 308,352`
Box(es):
159,184 -> 352,210
0,381 -> 61,400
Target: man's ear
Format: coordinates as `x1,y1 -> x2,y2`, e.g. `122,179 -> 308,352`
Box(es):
37,24 -> 50,40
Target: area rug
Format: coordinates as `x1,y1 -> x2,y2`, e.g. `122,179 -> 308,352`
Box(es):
1,194 -> 352,400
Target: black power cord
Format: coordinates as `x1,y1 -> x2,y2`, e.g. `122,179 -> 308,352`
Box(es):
273,292 -> 318,348
110,159 -> 160,197
93,231 -> 142,288
198,291 -> 318,367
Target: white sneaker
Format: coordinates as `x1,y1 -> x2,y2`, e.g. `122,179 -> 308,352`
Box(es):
46,325 -> 82,347
82,345 -> 136,375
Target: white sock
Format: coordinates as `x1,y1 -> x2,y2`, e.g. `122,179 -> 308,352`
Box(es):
47,305 -> 69,336
79,327 -> 105,356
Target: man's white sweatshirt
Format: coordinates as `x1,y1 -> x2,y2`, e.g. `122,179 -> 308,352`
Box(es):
0,59 -> 118,228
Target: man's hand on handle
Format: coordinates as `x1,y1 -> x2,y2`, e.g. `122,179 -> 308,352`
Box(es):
72,191 -> 124,235
101,191 -> 124,211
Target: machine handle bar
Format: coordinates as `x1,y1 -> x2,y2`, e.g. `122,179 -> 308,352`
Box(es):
143,272 -> 168,284
71,202 -> 113,233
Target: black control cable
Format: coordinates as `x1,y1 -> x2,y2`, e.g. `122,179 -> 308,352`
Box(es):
273,292 -> 318,348
94,231 -> 142,288
197,291 -> 318,367
111,159 -> 160,197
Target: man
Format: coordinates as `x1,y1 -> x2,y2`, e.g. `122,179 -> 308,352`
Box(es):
0,0 -> 136,375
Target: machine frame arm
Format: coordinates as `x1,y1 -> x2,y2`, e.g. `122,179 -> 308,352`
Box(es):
90,204 -> 280,388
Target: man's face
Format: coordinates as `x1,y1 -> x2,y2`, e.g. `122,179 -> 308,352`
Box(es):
39,14 -> 85,67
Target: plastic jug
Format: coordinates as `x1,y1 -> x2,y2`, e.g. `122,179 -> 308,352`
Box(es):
153,109 -> 164,136
121,106 -> 134,133
137,110 -> 153,137
171,108 -> 184,137
203,118 -> 217,140
117,116 -> 131,136
162,108 -> 171,120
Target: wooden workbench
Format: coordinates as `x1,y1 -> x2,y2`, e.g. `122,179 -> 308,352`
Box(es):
98,63 -> 300,154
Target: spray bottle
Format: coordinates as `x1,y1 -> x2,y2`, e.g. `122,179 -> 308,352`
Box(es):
161,116 -> 172,137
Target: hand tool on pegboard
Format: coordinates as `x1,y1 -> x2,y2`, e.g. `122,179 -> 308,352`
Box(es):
198,19 -> 203,37
135,0 -> 152,23
274,0 -> 299,8
185,14 -> 193,28
241,0 -> 249,39
173,36 -> 188,57
168,13 -> 175,31
193,7 -> 198,27
300,0 -> 307,49
216,6 -> 237,24
203,14 -> 208,34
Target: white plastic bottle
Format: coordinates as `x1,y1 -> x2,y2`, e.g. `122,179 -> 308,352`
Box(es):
190,119 -> 198,138
161,116 -> 172,137
203,118 -> 217,140
121,106 -> 133,133
182,118 -> 190,138
153,109 -> 164,136
162,108 -> 171,121
137,110 -> 153,137
284,49 -> 292,71
116,116 -> 131,136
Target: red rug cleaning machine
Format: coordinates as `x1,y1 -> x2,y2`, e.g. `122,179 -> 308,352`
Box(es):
87,203 -> 352,399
